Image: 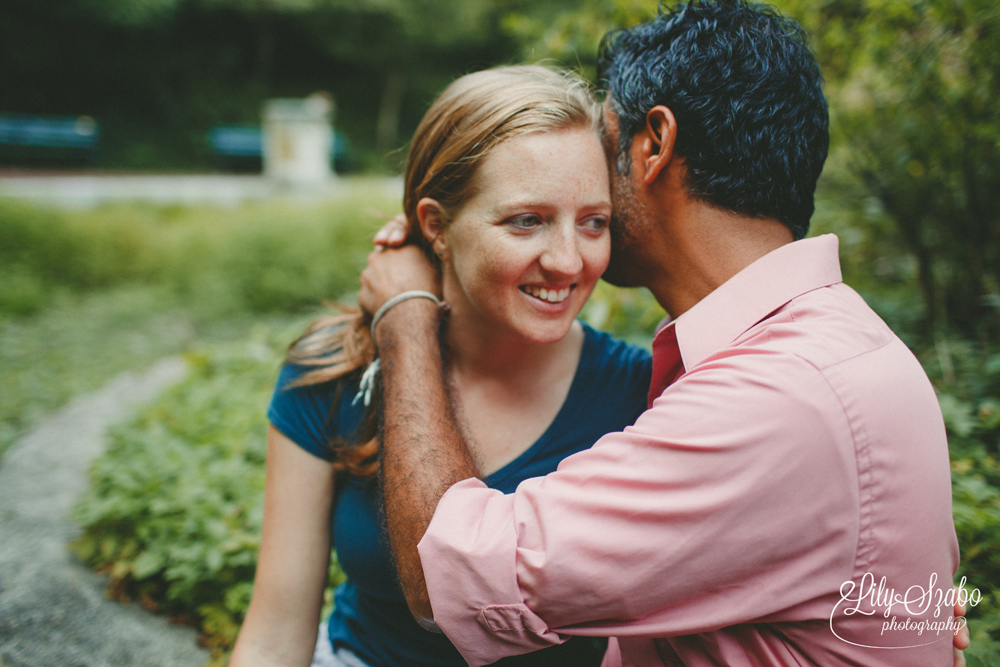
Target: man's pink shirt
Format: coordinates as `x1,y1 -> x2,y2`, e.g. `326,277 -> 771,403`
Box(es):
418,235 -> 960,666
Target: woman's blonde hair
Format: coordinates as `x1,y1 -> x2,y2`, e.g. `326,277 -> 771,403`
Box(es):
285,65 -> 601,477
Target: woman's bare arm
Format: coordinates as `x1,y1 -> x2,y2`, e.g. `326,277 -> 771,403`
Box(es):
230,426 -> 336,667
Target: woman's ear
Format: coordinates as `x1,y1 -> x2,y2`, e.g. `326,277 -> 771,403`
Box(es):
416,197 -> 449,260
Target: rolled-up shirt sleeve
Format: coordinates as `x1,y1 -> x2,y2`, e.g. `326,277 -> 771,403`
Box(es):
419,479 -> 568,665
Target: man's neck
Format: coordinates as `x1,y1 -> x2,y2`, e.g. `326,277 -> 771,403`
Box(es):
648,203 -> 795,318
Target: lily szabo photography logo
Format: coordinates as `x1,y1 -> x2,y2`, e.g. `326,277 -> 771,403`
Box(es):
830,572 -> 980,649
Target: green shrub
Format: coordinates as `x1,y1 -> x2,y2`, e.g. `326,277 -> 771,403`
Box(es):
928,340 -> 1000,666
582,280 -> 666,349
0,179 -> 400,318
0,200 -> 158,302
0,181 -> 398,458
72,321 -> 347,663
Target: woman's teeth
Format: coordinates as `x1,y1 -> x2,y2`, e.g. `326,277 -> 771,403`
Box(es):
521,286 -> 570,303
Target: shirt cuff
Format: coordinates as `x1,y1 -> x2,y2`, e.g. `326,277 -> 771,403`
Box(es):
418,478 -> 565,666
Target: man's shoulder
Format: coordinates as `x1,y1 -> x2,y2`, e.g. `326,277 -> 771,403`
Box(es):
674,280 -> 937,434
739,282 -> 900,371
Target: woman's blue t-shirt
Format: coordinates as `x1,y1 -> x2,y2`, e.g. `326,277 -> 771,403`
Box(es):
268,322 -> 652,667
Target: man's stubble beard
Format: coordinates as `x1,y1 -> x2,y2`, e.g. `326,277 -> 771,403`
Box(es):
603,168 -> 653,288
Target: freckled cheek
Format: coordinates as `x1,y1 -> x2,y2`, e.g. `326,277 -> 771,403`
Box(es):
460,245 -> 524,296
583,236 -> 612,278
473,235 -> 536,279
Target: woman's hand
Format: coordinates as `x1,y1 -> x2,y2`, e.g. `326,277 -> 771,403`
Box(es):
359,244 -> 439,317
953,591 -> 970,667
373,213 -> 411,248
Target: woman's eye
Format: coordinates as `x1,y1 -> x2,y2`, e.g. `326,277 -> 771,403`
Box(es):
508,215 -> 542,230
580,215 -> 609,231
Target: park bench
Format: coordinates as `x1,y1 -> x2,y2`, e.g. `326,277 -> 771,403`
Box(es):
0,114 -> 99,167
207,124 -> 351,173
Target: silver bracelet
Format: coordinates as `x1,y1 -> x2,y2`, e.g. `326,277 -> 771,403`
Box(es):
357,291 -> 443,408
370,290 -> 443,339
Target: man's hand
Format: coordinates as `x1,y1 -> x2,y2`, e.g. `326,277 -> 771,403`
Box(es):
359,244 -> 439,317
367,240 -> 478,625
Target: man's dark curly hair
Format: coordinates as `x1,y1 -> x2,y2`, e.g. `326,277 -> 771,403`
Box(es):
598,0 -> 828,239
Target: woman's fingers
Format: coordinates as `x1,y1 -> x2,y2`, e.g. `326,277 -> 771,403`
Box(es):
953,590 -> 969,650
951,588 -> 969,667
374,214 -> 410,247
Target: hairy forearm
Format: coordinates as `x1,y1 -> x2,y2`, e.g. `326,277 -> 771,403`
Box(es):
377,302 -> 479,620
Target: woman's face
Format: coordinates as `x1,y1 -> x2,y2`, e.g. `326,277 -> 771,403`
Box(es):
435,126 -> 611,346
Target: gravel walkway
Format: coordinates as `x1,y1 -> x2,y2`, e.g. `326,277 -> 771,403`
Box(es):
0,358 -> 211,667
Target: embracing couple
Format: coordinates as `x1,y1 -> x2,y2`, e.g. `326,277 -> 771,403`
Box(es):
232,1 -> 965,666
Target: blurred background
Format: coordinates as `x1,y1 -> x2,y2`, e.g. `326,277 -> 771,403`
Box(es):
1,0 -> 998,665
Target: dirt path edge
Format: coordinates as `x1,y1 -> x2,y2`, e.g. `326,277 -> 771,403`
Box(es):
0,357 -> 212,667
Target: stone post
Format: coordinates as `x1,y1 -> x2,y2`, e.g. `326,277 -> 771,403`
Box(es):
262,93 -> 334,187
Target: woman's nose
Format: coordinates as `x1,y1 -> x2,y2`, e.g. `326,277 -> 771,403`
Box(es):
539,224 -> 584,276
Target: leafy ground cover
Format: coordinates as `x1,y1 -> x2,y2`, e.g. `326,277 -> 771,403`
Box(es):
72,323 -> 346,665
930,341 -> 1000,666
0,286 -> 190,457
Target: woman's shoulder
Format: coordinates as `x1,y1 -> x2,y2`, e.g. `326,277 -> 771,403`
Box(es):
268,361 -> 363,462
580,321 -> 653,378
566,322 -> 652,426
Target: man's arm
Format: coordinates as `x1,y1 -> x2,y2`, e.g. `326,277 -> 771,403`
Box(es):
358,246 -> 479,622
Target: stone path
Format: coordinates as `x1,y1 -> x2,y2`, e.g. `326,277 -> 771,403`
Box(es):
0,172 -> 403,209
0,173 -> 327,208
0,358 -> 211,667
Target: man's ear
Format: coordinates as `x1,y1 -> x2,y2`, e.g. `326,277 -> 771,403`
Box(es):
641,106 -> 678,185
415,197 -> 449,260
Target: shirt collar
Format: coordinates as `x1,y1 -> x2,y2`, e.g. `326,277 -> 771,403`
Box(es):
653,234 -> 843,374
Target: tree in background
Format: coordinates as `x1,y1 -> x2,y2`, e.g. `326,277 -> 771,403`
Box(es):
503,0 -> 999,346
795,0 -> 999,344
502,0 -> 655,79
0,0 -> 519,169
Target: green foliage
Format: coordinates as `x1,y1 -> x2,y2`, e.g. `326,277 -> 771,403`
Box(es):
926,340 -> 1000,664
0,179 -> 398,317
72,324 -> 346,662
582,280 -> 665,349
773,0 -> 1000,340
809,176 -> 928,344
0,184 -> 396,459
0,286 -> 194,458
503,0 -> 656,79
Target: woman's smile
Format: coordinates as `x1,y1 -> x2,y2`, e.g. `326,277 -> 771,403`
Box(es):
519,284 -> 573,305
